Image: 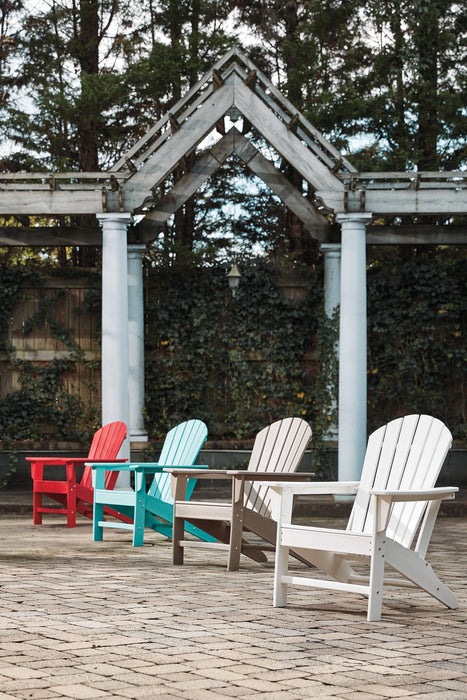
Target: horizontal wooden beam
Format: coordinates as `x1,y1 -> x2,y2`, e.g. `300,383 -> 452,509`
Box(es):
0,191 -> 105,216
0,223 -> 463,248
316,188 -> 467,215
0,226 -> 102,246
366,225 -> 467,245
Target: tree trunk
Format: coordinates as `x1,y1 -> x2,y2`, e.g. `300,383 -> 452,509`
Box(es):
414,2 -> 440,171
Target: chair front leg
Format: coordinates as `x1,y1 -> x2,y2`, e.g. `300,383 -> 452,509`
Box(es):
172,511 -> 185,565
93,498 -> 104,541
273,542 -> 289,607
367,532 -> 386,622
66,462 -> 77,528
273,487 -> 294,606
172,474 -> 188,565
33,487 -> 43,525
133,472 -> 146,546
227,476 -> 244,572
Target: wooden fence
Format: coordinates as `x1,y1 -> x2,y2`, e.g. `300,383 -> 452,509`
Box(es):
0,273 -> 313,406
0,278 -> 100,405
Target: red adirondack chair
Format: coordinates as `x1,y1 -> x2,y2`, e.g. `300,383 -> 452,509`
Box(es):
27,421 -> 129,528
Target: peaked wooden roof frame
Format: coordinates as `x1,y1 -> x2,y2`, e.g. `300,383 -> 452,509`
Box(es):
0,48 -> 465,246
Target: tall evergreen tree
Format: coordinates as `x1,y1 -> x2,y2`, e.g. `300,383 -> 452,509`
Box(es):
0,0 -> 25,169
8,0 -> 143,171
354,0 -> 466,171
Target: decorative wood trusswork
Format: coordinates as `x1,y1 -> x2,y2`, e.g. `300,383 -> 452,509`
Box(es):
0,49 -> 465,244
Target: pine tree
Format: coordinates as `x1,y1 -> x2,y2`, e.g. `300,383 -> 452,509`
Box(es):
0,0 -> 26,169
355,0 -> 466,171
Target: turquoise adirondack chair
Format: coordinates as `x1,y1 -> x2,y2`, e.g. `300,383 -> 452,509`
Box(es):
91,419 -> 214,546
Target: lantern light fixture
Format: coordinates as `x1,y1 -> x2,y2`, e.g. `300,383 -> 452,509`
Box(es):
227,262 -> 241,297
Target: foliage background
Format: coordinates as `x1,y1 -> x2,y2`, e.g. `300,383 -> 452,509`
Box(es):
0,0 -> 465,479
0,248 -> 465,468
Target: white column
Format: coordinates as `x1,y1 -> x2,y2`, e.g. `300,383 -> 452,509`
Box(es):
97,213 -> 132,487
336,214 -> 372,482
321,243 -> 341,440
127,244 -> 148,443
322,243 -> 341,318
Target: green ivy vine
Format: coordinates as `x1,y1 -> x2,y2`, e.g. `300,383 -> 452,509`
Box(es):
0,264 -> 100,481
144,257 -> 339,474
367,250 -> 466,441
0,247 -> 465,486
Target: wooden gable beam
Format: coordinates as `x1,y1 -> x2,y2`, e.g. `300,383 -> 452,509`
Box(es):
231,74 -> 344,195
122,81 -> 235,211
232,129 -> 328,234
140,130 -> 237,227
212,69 -> 224,90
139,127 -> 328,237
168,114 -> 189,171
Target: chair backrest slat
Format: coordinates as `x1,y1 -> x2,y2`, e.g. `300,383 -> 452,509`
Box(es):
388,417 -> 452,546
148,420 -> 208,503
81,421 -> 127,489
244,417 -> 312,517
347,415 -> 452,548
349,415 -> 423,534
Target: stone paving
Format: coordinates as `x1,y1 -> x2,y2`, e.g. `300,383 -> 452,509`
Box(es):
0,513 -> 465,700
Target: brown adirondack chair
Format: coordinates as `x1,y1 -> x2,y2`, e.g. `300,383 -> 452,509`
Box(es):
167,417 -> 313,571
27,421 -> 128,527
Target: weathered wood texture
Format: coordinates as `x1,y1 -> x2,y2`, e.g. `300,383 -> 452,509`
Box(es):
0,51 -> 466,225
0,279 -> 100,406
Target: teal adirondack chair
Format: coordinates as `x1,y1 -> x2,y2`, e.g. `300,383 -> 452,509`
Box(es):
91,419 -> 214,546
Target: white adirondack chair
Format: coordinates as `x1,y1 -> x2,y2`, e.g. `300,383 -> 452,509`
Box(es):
167,417 -> 313,571
271,415 -> 459,621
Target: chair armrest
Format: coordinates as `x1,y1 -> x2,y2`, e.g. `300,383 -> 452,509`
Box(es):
269,481 -> 360,495
28,457 -> 89,466
133,464 -> 209,474
28,457 -> 127,465
369,487 -> 458,533
28,457 -> 88,480
165,468 -> 241,478
369,487 -> 458,502
167,470 -> 315,502
30,457 -> 125,480
88,460 -> 129,471
164,469 -> 315,481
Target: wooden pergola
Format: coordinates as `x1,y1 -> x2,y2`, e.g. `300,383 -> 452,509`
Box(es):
1,49 -> 466,480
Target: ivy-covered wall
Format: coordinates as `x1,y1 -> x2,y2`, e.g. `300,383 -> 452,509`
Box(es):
0,266 -> 101,445
0,248 -> 465,486
367,250 -> 466,441
144,260 -> 331,441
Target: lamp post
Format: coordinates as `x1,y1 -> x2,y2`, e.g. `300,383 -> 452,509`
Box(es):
227,262 -> 241,297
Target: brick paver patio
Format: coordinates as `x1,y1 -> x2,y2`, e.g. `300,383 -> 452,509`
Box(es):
0,514 -> 465,699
